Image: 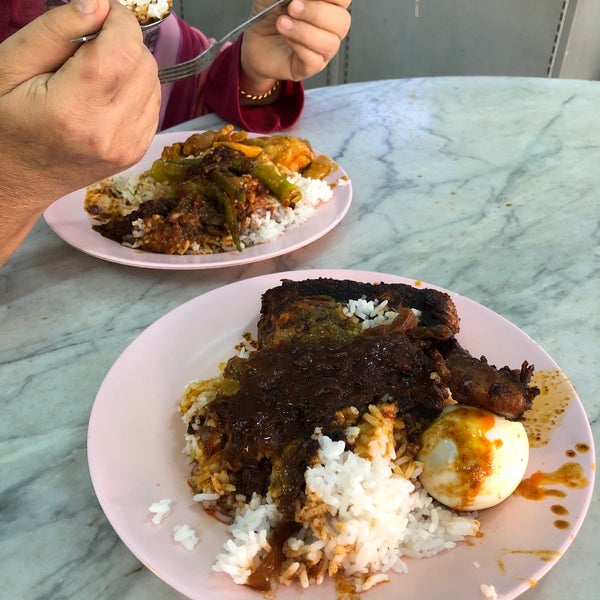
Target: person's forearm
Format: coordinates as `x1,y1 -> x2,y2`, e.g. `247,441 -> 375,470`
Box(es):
0,193 -> 46,267
0,162 -> 66,267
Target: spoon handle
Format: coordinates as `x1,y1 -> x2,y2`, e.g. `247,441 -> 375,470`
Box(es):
71,13 -> 169,44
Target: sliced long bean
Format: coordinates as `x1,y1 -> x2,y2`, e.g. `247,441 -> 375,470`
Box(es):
183,178 -> 242,251
150,158 -> 204,183
252,163 -> 301,206
209,171 -> 246,203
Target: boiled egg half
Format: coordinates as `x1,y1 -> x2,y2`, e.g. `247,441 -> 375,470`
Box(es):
418,405 -> 529,511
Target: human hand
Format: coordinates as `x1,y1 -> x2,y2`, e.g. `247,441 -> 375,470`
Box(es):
0,0 -> 160,203
240,0 -> 352,96
0,0 -> 161,265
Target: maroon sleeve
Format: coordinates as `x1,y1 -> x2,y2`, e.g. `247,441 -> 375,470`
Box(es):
0,0 -> 44,41
201,36 -> 305,134
161,17 -> 206,130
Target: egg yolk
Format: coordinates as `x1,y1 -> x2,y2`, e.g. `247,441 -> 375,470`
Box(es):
418,405 -> 529,511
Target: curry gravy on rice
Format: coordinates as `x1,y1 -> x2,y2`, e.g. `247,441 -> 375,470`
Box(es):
179,278 -> 539,593
84,126 -> 339,255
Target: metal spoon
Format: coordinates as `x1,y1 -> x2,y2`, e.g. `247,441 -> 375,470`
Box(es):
71,12 -> 170,43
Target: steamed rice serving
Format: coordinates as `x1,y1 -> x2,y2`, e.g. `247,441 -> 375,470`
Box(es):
201,420 -> 479,592
178,279 -> 485,593
84,126 -> 341,255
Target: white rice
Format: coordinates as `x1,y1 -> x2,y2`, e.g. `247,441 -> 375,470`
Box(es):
481,583 -> 498,599
341,297 -> 424,330
173,524 -> 199,551
342,296 -> 399,329
239,173 -> 334,247
147,499 -> 198,551
213,493 -> 282,584
148,497 -> 172,524
213,431 -> 479,591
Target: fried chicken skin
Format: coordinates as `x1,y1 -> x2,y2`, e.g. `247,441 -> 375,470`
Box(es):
436,342 -> 539,419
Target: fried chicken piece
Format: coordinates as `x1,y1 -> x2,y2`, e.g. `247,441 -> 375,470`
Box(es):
256,278 -> 538,420
257,278 -> 460,347
437,342 -> 539,419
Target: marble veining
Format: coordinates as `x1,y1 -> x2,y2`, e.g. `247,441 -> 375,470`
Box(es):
1,77 -> 598,599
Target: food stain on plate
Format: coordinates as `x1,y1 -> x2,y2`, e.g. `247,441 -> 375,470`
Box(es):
497,548 -> 562,575
495,547 -> 564,594
550,504 -> 570,531
492,368 -> 592,580
522,369 -> 575,448
518,369 -> 591,512
515,462 -> 588,501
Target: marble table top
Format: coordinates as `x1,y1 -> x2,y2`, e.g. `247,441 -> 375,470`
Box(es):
1,76 -> 598,599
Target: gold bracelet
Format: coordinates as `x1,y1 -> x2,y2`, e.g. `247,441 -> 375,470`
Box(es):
239,80 -> 280,101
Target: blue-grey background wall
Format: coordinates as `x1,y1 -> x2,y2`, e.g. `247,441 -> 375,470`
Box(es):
172,0 -> 600,86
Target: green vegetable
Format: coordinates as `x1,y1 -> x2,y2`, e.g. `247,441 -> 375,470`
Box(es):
182,178 -> 242,252
150,158 -> 204,183
252,163 -> 301,206
209,170 -> 246,204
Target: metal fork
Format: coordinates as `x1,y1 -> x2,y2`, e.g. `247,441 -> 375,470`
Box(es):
158,0 -> 291,84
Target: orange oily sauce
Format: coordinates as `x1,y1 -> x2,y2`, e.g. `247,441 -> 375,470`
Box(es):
514,462 -> 588,501
516,369 -> 590,502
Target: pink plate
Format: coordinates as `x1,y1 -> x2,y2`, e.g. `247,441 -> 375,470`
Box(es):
44,132 -> 352,270
87,269 -> 595,600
